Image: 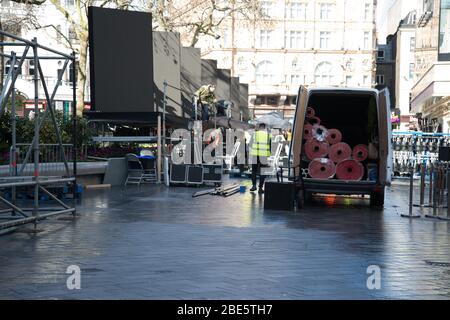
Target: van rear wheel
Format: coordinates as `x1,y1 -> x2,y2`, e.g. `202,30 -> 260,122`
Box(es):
370,189 -> 385,208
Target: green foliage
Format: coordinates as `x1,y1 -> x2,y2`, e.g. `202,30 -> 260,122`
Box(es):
0,110 -> 12,151
0,91 -> 28,149
0,109 -> 93,164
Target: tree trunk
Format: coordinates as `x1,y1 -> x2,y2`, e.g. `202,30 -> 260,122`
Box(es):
76,34 -> 88,115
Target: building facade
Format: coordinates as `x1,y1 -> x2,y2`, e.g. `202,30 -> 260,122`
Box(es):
394,12 -> 417,131
375,39 -> 396,115
1,0 -> 85,116
196,0 -> 378,120
411,0 -> 450,133
378,0 -> 450,133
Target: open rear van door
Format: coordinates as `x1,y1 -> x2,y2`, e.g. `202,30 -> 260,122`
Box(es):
378,88 -> 392,185
290,86 -> 309,176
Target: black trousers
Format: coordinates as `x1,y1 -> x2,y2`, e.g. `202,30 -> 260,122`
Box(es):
201,104 -> 210,121
251,157 -> 267,188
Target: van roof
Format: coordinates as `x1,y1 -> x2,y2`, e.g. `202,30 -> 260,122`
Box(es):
307,87 -> 379,95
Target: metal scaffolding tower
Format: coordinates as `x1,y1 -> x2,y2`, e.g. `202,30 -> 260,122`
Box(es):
0,30 -> 77,231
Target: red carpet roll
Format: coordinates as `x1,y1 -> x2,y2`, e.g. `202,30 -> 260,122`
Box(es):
308,158 -> 336,180
306,107 -> 316,119
329,142 -> 352,163
309,116 -> 321,126
312,125 -> 328,142
304,139 -> 329,161
352,144 -> 369,162
326,129 -> 342,145
303,124 -> 313,140
336,160 -> 364,181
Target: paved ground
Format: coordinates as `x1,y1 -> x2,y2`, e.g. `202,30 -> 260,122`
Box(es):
0,178 -> 449,300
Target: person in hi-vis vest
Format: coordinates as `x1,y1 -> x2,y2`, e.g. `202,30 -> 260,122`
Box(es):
249,123 -> 272,194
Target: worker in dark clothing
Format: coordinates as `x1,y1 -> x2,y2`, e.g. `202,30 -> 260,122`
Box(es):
249,123 -> 272,194
194,84 -> 216,121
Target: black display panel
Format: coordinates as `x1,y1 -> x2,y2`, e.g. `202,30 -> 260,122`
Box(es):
88,7 -> 154,112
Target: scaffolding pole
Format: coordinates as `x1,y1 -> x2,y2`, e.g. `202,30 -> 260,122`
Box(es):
0,30 -> 77,231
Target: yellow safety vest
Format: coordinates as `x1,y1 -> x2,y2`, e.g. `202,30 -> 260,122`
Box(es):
250,130 -> 271,157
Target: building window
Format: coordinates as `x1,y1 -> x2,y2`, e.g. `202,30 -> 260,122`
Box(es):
287,74 -> 305,84
5,59 -> 22,76
65,0 -> 75,6
363,75 -> 370,85
286,2 -> 307,19
68,26 -> 77,41
221,30 -> 229,47
345,59 -> 354,71
291,58 -> 298,69
260,1 -> 273,17
237,56 -> 245,69
69,62 -> 76,85
284,95 -> 297,105
284,96 -> 291,105
410,11 -> 417,24
255,60 -> 275,84
259,30 -> 272,48
266,96 -> 280,105
364,3 -> 371,21
319,31 -> 331,49
255,95 -> 280,105
345,75 -> 353,85
319,3 -> 333,20
376,74 -> 385,85
410,37 -> 416,52
314,61 -> 334,85
409,63 -> 415,79
363,31 -> 370,49
254,96 -> 265,105
28,60 -> 35,76
57,68 -> 64,85
4,60 -> 11,75
291,57 -> 304,71
291,75 -> 301,83
377,50 -> 385,60
285,31 -> 308,48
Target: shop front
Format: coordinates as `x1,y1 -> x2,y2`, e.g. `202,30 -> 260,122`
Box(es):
411,62 -> 450,133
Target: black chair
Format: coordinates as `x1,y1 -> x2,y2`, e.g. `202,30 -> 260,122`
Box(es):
140,157 -> 157,183
124,154 -> 157,186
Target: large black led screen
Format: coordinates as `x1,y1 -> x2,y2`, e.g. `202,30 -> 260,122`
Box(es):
88,7 -> 154,112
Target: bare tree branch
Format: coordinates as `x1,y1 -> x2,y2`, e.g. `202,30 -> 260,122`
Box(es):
149,0 -> 265,47
9,0 -> 46,4
30,21 -> 75,51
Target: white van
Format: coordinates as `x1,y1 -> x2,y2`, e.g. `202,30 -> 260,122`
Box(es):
290,86 -> 392,207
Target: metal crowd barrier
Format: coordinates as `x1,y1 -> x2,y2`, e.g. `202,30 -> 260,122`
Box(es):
392,132 -> 450,176
404,161 -> 449,220
9,143 -> 74,178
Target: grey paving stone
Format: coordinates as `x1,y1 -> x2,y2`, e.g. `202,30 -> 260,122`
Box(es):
0,180 -> 449,299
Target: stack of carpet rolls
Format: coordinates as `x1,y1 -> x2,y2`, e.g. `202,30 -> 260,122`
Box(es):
303,107 -> 369,181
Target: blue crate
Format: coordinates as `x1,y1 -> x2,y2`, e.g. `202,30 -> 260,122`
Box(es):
63,185 -> 83,195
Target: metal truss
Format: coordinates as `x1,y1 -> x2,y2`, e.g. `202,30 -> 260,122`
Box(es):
0,30 -> 77,231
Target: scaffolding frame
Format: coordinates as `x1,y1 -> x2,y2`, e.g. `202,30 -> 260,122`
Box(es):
0,30 -> 77,231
